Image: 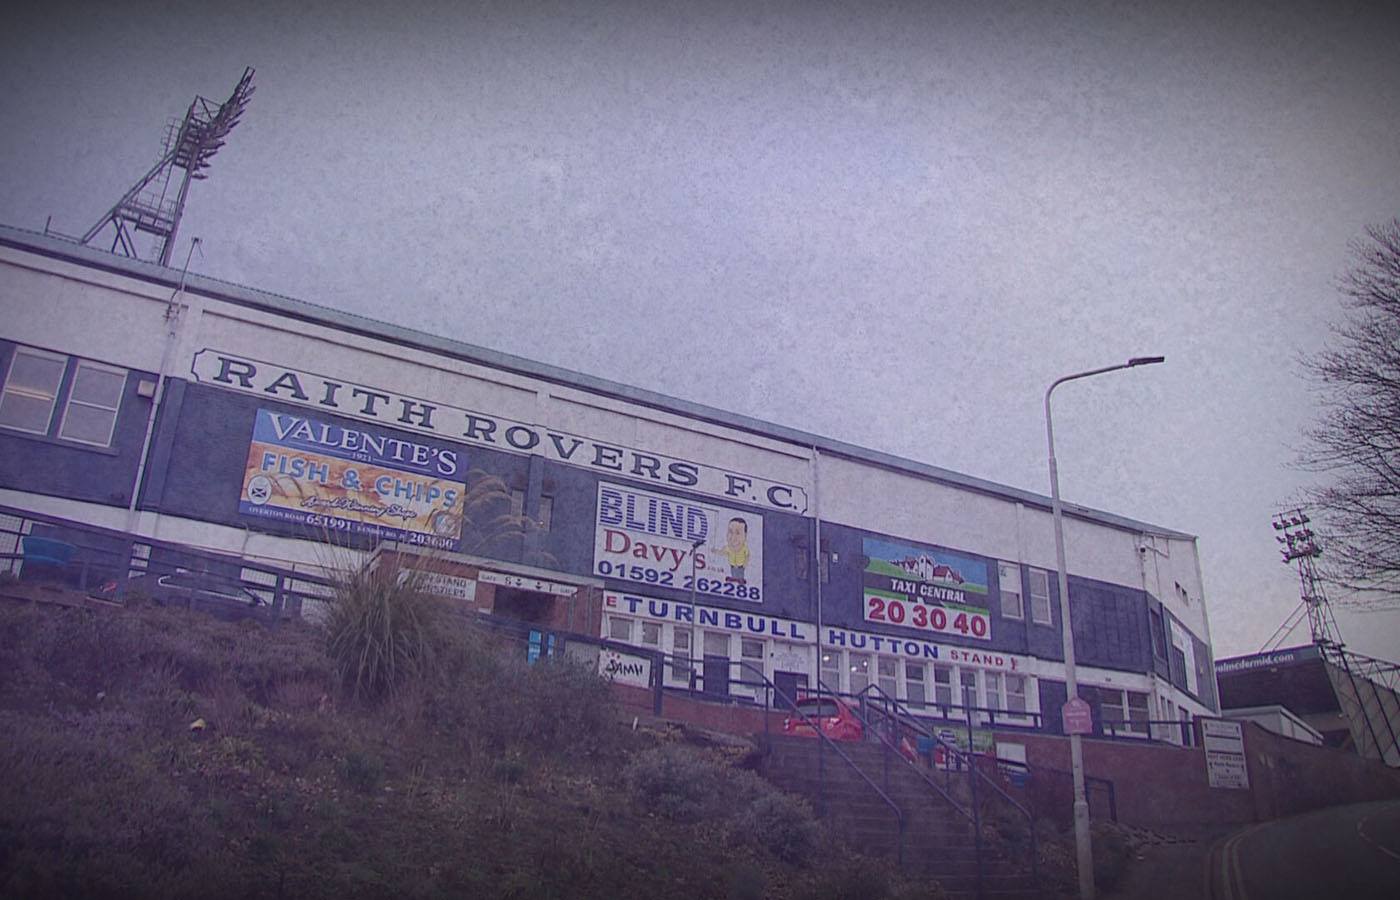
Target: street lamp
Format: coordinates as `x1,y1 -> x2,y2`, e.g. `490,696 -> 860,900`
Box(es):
689,535 -> 705,691
1045,355 -> 1164,900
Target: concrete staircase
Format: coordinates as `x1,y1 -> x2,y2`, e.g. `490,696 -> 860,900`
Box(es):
759,734 -> 1042,898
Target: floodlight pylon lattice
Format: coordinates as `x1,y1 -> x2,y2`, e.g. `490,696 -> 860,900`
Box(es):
80,67 -> 254,266
1269,508 -> 1400,765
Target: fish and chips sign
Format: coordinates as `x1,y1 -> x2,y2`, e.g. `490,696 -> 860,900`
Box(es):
240,408 -> 466,549
194,350 -> 807,514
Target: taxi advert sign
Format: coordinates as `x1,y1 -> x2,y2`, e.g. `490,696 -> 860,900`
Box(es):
1062,697 -> 1093,735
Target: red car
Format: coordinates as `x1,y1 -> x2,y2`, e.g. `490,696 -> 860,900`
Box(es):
782,695 -> 864,741
782,695 -> 921,763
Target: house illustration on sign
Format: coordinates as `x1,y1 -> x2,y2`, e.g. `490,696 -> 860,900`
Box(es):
894,554 -> 965,585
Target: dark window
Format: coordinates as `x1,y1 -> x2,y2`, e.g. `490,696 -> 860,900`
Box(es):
1149,609 -> 1167,658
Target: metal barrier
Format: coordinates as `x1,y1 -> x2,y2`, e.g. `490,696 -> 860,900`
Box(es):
852,682 -> 1042,899
472,617 -> 909,865
0,504 -> 335,620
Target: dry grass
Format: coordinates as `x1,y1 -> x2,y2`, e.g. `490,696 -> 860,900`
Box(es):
0,595 -> 952,899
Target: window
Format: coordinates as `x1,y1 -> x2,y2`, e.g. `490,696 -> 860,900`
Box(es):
1005,674 -> 1028,714
1149,608 -> 1167,659
669,629 -> 692,681
509,490 -> 525,518
986,671 -> 1005,710
1127,691 -> 1150,735
640,621 -> 661,647
933,664 -> 953,707
877,657 -> 898,699
703,632 -> 729,658
959,669 -> 979,708
537,496 -> 554,531
58,361 -> 125,446
848,653 -> 871,695
1028,568 -> 1052,624
0,347 -> 65,435
607,617 -> 633,642
999,562 -> 1023,619
820,649 -> 842,692
906,663 -> 927,708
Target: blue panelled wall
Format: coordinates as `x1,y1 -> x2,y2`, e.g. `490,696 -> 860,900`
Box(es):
0,347 -> 1219,716
0,339 -> 157,508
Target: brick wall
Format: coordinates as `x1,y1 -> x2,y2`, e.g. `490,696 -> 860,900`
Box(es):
1013,720 -> 1400,828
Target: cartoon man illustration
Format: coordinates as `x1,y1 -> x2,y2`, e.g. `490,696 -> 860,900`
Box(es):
713,517 -> 751,583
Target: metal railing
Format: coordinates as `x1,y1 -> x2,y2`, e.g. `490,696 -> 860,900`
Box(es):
0,504 -> 335,620
472,618 -> 909,865
853,682 -> 1042,898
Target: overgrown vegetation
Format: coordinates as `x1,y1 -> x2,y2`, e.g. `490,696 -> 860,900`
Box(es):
323,563 -> 444,700
0,582 -> 954,899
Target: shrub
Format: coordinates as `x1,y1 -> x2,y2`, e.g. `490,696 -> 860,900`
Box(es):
324,563 -> 446,701
623,744 -> 739,822
733,791 -> 821,864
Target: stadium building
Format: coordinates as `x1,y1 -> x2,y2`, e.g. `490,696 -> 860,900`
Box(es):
0,223 -> 1219,740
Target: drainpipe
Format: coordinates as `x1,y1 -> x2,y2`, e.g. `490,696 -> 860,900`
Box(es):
125,238 -> 202,536
812,446 -> 823,685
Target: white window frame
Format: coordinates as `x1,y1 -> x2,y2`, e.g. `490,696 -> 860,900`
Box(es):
1028,568 -> 1053,625
998,562 -> 1024,620
1004,673 -> 1030,715
606,615 -> 634,642
905,661 -> 927,709
668,628 -> 693,684
933,664 -> 954,708
0,346 -> 66,436
819,647 -> 843,693
57,359 -> 126,448
848,652 -> 871,696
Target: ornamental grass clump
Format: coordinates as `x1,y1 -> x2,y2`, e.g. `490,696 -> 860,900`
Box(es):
325,563 -> 445,701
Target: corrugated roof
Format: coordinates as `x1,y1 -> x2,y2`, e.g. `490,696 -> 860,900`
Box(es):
0,222 -> 1195,540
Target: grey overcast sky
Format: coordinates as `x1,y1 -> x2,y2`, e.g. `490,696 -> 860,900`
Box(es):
3,0 -> 1398,661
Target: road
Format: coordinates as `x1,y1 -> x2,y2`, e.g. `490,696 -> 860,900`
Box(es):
1210,799 -> 1400,899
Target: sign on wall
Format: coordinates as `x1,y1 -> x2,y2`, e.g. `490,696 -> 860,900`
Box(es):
594,482 -> 765,602
194,350 -> 808,514
861,537 -> 992,641
239,408 -> 466,550
599,648 -> 653,688
1202,718 -> 1250,790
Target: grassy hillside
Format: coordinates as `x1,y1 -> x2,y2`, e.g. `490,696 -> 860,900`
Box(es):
0,595 -> 949,900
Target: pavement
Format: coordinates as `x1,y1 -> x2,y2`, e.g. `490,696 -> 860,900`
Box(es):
1101,823 -> 1242,900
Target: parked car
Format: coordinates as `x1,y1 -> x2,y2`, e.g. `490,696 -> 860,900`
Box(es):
782,695 -> 921,763
93,572 -> 273,623
782,695 -> 865,742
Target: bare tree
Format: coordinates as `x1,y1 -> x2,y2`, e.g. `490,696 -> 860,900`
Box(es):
1300,218 -> 1400,605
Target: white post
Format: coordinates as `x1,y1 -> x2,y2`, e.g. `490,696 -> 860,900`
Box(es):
1045,356 -> 1163,900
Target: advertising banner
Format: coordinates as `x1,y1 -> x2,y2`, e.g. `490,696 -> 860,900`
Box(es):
594,482 -> 764,602
195,349 -> 808,513
239,408 -> 466,550
862,537 -> 992,641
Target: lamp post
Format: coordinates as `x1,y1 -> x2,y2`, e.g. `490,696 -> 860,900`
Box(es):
1046,355 -> 1164,900
689,535 -> 704,691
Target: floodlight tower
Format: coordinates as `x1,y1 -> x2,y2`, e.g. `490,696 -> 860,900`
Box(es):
1272,508 -> 1344,651
81,67 -> 255,265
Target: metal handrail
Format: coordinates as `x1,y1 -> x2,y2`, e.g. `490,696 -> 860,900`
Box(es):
817,679 -> 977,816
857,682 -> 1040,896
735,660 -> 907,866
